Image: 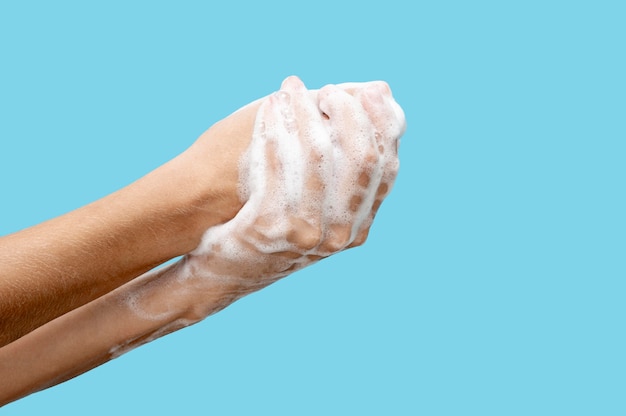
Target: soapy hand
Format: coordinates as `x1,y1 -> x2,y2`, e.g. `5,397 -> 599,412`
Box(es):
164,76 -> 406,319
0,76 -> 406,405
116,75 -> 407,325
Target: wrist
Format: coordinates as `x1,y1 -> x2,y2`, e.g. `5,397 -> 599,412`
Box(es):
125,155 -> 221,258
163,100 -> 262,253
114,97 -> 261,264
157,146 -> 242,254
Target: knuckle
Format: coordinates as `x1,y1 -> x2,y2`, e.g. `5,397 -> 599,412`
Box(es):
351,227 -> 371,247
320,224 -> 352,253
364,149 -> 378,165
286,218 -> 322,251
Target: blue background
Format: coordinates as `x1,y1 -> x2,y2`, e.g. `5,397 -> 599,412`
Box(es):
1,1 -> 625,414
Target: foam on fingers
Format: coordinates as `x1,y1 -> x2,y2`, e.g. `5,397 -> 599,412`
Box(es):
284,85 -> 330,239
128,76 -> 406,323
216,74 -> 406,264
281,75 -> 307,92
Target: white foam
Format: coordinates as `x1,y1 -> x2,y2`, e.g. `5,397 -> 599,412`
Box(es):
191,76 -> 404,281
129,75 -> 406,321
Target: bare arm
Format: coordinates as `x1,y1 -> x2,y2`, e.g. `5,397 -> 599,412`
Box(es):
0,263 -> 187,405
0,99 -> 262,346
0,76 -> 406,406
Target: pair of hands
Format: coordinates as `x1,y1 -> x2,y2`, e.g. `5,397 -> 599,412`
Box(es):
139,76 -> 406,321
0,76 -> 405,406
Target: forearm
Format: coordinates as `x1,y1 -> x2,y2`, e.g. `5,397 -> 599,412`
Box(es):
0,258 -> 234,406
0,77 -> 406,407
0,151 -> 221,346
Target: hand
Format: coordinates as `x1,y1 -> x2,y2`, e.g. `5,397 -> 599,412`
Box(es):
0,77 -> 405,405
170,97 -> 264,245
172,75 -> 406,319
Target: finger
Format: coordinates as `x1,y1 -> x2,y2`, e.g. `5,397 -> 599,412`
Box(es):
347,82 -> 406,248
358,81 -> 404,196
238,92 -> 300,252
346,183 -> 385,249
281,75 -> 307,93
317,84 -> 383,252
318,84 -> 375,153
280,77 -> 331,251
318,83 -> 381,198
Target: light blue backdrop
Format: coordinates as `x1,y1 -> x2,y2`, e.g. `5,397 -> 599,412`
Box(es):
2,1 -> 624,415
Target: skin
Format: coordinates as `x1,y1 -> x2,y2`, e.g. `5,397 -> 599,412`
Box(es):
0,76 -> 406,406
0,98 -> 261,346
